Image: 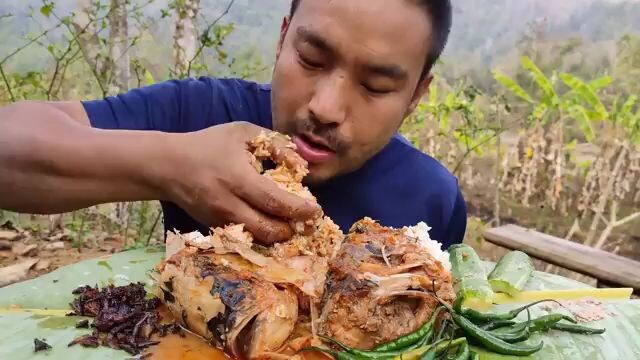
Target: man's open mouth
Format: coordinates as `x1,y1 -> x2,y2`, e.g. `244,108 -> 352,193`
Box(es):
292,134 -> 337,164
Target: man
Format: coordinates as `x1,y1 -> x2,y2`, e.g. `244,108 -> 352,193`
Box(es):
0,0 -> 466,248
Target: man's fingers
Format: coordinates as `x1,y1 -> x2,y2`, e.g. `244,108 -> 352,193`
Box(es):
228,196 -> 294,245
234,170 -> 322,221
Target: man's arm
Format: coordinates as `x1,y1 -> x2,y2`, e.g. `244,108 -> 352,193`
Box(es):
0,80 -> 320,244
0,100 -> 168,213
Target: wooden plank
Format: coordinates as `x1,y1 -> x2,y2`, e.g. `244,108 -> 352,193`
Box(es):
482,224 -> 640,290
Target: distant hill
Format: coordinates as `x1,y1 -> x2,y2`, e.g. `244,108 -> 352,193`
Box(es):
1,0 -> 639,76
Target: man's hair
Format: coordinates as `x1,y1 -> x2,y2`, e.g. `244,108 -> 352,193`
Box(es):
289,0 -> 452,79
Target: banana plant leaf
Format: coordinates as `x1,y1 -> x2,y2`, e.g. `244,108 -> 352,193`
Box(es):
0,246 -> 639,360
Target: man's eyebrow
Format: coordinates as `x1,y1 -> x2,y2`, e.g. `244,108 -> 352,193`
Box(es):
296,26 -> 334,54
365,63 -> 408,80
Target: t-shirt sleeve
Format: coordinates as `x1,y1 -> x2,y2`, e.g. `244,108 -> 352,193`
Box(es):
442,186 -> 467,248
81,77 -> 269,133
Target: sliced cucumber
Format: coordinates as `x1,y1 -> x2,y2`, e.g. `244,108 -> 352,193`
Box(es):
488,250 -> 533,296
449,244 -> 494,307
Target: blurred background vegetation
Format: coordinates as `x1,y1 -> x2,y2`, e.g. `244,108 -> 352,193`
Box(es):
0,0 -> 639,285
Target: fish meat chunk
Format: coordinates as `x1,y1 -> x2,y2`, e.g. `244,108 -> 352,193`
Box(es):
317,217 -> 455,349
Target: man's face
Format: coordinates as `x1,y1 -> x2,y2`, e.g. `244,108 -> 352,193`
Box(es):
270,0 -> 434,184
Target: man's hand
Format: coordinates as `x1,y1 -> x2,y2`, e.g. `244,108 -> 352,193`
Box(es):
0,101 -> 319,244
163,122 -> 322,244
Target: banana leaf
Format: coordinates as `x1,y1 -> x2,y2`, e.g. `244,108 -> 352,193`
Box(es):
0,246 -> 639,360
0,246 -> 165,360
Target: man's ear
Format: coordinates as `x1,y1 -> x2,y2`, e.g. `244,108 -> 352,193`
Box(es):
404,74 -> 433,118
276,16 -> 291,59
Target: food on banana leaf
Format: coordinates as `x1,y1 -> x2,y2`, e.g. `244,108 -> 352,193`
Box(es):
151,132 -> 455,359
317,217 -> 455,350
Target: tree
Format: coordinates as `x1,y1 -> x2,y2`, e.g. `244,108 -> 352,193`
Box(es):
172,0 -> 200,78
108,0 -> 129,94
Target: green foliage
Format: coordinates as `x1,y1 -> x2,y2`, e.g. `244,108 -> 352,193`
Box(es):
402,78 -> 502,174
565,105 -> 595,142
39,0 -> 54,18
491,70 -> 533,103
495,54 -> 640,146
492,55 -> 621,144
521,56 -> 558,102
610,95 -> 640,144
587,75 -> 613,91
559,73 -> 608,119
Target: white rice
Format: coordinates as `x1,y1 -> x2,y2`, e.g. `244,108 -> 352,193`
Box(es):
404,222 -> 451,272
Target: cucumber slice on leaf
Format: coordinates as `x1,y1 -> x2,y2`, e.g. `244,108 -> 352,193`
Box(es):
449,244 -> 494,307
488,250 -> 533,296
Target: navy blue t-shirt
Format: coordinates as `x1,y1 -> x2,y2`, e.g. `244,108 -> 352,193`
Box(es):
82,77 -> 467,248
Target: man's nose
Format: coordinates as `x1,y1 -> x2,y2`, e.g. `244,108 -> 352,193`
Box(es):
308,72 -> 348,126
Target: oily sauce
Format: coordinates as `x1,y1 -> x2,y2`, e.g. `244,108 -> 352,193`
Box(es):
145,305 -> 326,360
143,305 -> 230,360
144,333 -> 326,360
144,331 -> 230,360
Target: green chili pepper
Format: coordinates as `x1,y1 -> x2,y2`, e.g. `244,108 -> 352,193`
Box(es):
488,312 -> 578,344
299,346 -> 360,360
319,335 -> 406,359
490,308 -> 533,343
419,346 -> 438,360
434,318 -> 451,343
418,338 -> 467,360
480,320 -> 516,331
451,341 -> 470,360
453,312 -> 543,356
551,322 -> 606,335
436,299 -> 544,356
373,307 -> 445,352
459,299 -> 562,324
453,295 -> 464,313
527,314 -> 577,332
469,350 -> 480,360
490,326 -> 531,343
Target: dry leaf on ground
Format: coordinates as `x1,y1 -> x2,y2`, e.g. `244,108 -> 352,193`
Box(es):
12,243 -> 38,256
0,230 -> 18,240
46,230 -> 72,242
42,241 -> 65,251
34,259 -> 51,271
0,258 -> 39,287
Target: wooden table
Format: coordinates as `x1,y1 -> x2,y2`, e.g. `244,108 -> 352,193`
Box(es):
483,224 -> 640,292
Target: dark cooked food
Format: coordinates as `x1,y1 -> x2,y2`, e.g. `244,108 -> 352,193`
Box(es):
67,283 -> 166,355
34,338 -> 52,352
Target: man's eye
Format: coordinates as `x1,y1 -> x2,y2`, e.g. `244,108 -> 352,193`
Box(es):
298,51 -> 323,69
363,83 -> 392,95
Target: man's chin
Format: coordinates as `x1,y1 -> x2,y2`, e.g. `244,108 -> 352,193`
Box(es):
302,164 -> 335,187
